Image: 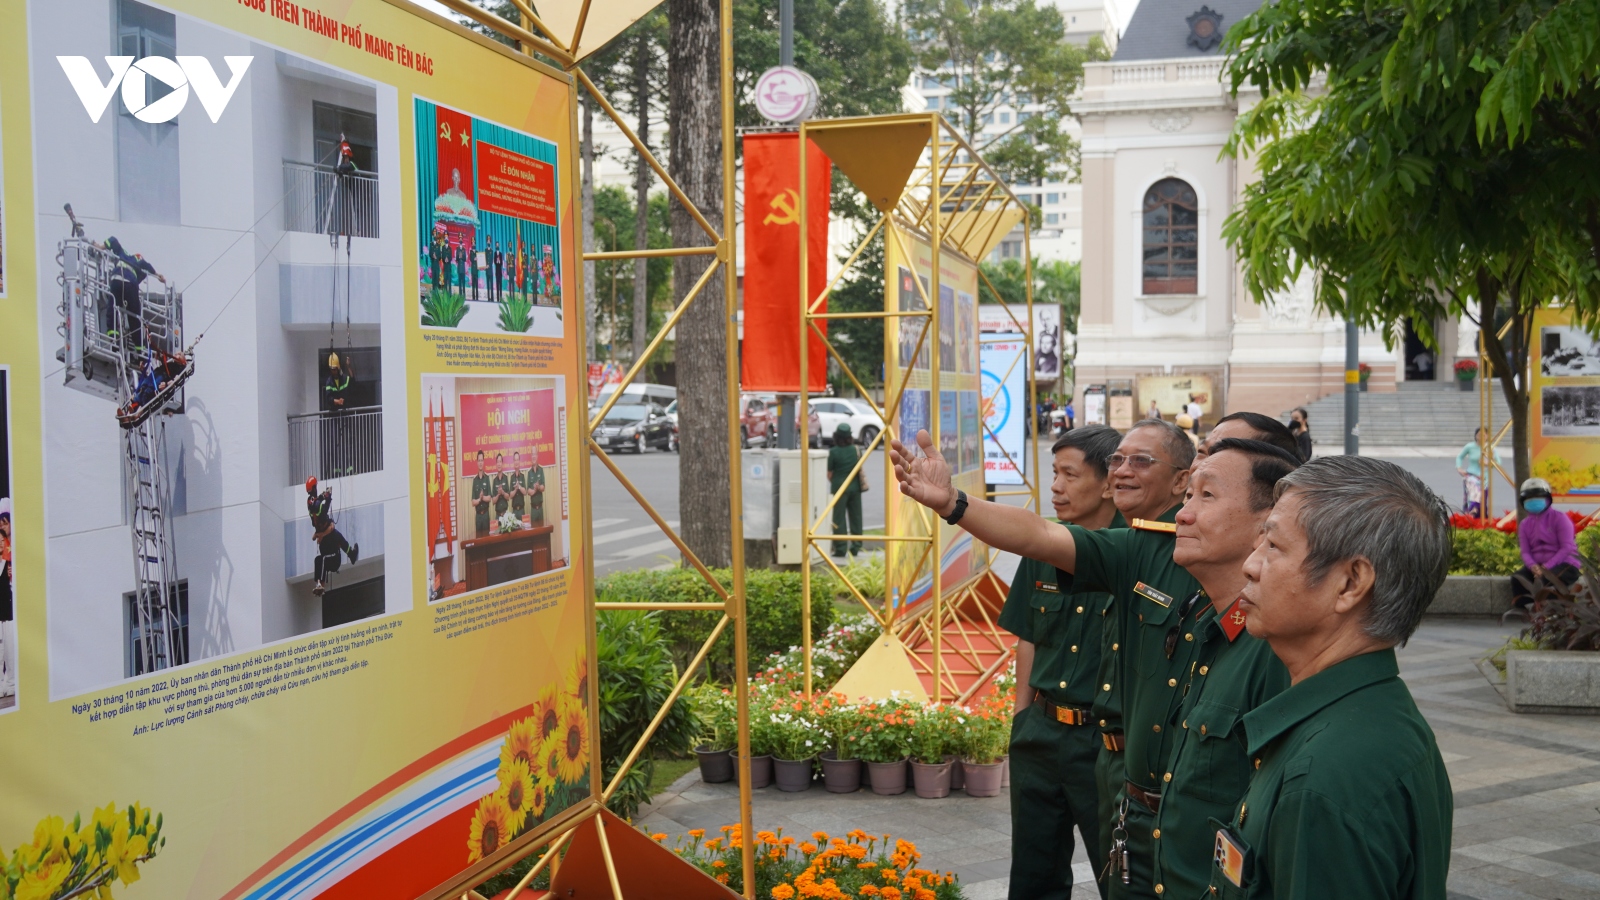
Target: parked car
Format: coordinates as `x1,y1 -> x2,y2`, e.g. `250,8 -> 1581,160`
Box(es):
739,394 -> 777,448
597,381 -> 677,411
594,402 -> 673,453
808,397 -> 884,446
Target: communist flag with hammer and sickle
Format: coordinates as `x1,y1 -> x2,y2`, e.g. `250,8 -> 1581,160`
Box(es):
741,133 -> 831,392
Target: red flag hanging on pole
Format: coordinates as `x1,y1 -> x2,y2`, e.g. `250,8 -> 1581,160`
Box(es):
742,133 -> 831,392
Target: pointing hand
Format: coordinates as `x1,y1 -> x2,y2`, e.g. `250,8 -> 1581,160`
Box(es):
889,429 -> 958,517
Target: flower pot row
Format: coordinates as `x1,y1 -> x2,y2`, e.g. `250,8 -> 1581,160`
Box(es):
695,745 -> 1008,798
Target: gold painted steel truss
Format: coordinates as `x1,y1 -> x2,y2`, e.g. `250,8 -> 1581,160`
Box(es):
429,2 -> 755,898
794,113 -> 1042,702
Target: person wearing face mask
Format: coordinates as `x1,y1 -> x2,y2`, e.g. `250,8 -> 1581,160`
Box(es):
1511,477 -> 1580,613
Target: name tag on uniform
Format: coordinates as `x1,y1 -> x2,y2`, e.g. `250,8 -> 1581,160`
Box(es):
1035,580 -> 1059,592
1135,581 -> 1174,608
1215,828 -> 1246,887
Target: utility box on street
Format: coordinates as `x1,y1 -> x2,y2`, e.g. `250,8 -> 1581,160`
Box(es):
775,449 -> 831,564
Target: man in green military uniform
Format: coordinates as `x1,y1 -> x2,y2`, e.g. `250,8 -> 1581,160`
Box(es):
470,450 -> 493,536
827,422 -> 865,558
1145,438 -> 1298,899
1211,456 -> 1453,900
526,457 -> 546,526
508,450 -> 529,526
998,425 -> 1124,900
490,453 -> 511,526
892,419 -> 1202,898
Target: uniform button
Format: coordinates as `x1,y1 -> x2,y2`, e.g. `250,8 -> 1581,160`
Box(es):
1200,724 -> 1208,735
1103,683 -> 1112,691
1099,719 -> 1107,727
1155,885 -> 1165,895
1153,725 -> 1161,733
1040,606 -> 1046,612
1153,829 -> 1161,839
1076,605 -> 1084,613
1211,888 -> 1218,896
1199,665 -> 1209,675
1255,758 -> 1262,769
1163,772 -> 1172,783
1071,645 -> 1079,653
1185,633 -> 1193,642
1182,720 -> 1188,729
1059,681 -> 1067,689
1112,642 -> 1120,651
1167,678 -> 1177,687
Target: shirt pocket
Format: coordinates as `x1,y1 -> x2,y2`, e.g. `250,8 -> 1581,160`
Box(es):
1133,602 -> 1178,679
1181,700 -> 1248,805
1207,817 -> 1262,899
1030,589 -> 1066,648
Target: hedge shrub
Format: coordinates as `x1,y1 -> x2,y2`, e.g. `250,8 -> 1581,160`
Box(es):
1450,528 -> 1522,576
595,567 -> 836,682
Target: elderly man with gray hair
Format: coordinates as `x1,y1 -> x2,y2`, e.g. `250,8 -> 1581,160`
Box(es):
1211,455 -> 1453,899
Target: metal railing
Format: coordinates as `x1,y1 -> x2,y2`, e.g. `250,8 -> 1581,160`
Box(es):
288,406 -> 383,484
283,161 -> 380,238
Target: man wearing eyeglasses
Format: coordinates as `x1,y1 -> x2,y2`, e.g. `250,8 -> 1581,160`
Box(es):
896,419 -> 1202,898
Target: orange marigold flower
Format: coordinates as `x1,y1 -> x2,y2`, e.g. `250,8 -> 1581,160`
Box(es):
881,868 -> 898,880
712,859 -> 727,868
914,891 -> 936,900
771,886 -> 797,900
813,831 -> 830,843
859,887 -> 880,897
781,836 -> 797,846
880,889 -> 902,900
758,830 -> 779,844
689,828 -> 705,839
848,829 -> 869,841
716,873 -> 730,884
705,838 -> 723,850
857,862 -> 877,869
800,842 -> 818,854
651,833 -> 667,842
845,844 -> 868,859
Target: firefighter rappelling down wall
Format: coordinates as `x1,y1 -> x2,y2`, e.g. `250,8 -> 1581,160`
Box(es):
56,204 -> 196,675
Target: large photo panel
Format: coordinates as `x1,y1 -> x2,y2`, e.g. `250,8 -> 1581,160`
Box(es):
3,2 -> 591,898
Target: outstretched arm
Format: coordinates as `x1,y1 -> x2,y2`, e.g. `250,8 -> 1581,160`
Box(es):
890,430 -> 1078,573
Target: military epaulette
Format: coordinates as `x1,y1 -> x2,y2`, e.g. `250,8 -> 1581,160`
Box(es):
1129,518 -> 1177,533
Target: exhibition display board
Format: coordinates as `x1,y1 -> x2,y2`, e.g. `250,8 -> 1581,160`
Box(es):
1531,308 -> 1600,497
884,226 -> 987,607
0,2 -> 593,897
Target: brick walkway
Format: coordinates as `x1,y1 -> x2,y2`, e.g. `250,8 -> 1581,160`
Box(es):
636,619 -> 1600,900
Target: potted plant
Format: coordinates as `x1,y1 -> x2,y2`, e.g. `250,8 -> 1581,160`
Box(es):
958,701 -> 1011,797
1455,359 -> 1479,392
856,699 -> 914,795
735,707 -> 778,790
692,686 -> 736,784
815,694 -> 864,793
908,704 -> 958,798
768,699 -> 819,792
1358,362 -> 1372,392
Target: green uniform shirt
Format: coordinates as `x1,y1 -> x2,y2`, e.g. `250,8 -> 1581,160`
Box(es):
527,465 -> 546,523
1211,649 -> 1452,900
1063,505 -> 1211,788
998,512 -> 1126,707
827,443 -> 863,494
509,469 -> 528,516
471,472 -> 493,532
1149,605 -> 1290,899
492,472 -> 510,517
1092,588 -> 1124,735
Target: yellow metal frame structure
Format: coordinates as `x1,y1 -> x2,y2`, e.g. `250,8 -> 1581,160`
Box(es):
1478,318 -> 1515,521
795,113 -> 1042,703
423,2 -> 756,898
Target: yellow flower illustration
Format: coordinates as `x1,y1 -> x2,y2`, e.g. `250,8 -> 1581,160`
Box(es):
497,759 -> 536,832
528,775 -> 551,820
566,648 -> 590,712
532,683 -> 563,743
556,703 -> 589,784
467,792 -> 514,864
500,716 -> 541,772
538,734 -> 565,786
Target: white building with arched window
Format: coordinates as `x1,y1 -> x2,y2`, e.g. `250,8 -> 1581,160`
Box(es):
1071,0 -> 1478,419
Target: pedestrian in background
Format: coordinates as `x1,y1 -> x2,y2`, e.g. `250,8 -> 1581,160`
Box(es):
1511,477 -> 1580,613
1175,413 -> 1201,448
1146,399 -> 1162,421
1456,428 -> 1487,515
1289,407 -> 1313,462
1186,394 -> 1204,433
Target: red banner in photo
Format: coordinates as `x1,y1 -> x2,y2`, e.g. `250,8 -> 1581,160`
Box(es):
477,142 -> 558,226
458,389 -> 556,474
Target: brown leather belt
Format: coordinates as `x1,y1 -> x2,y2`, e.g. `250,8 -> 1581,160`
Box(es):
1126,781 -> 1162,814
1033,691 -> 1090,726
1102,731 -> 1126,752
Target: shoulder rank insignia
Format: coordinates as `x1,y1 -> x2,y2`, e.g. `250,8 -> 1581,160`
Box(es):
1130,518 -> 1177,533
1134,581 -> 1174,608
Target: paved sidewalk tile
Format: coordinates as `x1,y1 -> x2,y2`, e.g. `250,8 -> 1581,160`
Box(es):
636,619 -> 1599,900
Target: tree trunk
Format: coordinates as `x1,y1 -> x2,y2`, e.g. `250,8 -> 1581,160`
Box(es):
581,94 -> 597,366
668,0 -> 732,568
631,35 -> 652,367
1478,272 -> 1533,515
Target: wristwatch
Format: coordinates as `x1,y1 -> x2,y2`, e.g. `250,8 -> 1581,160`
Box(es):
942,489 -> 968,526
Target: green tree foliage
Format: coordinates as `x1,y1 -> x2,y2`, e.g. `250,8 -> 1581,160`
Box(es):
592,185 -> 674,364
732,0 -> 914,127
903,0 -> 1106,186
979,258 -> 1081,331
1221,0 -> 1600,490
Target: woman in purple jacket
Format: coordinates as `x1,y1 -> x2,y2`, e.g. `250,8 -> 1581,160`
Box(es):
1513,477 -> 1583,612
